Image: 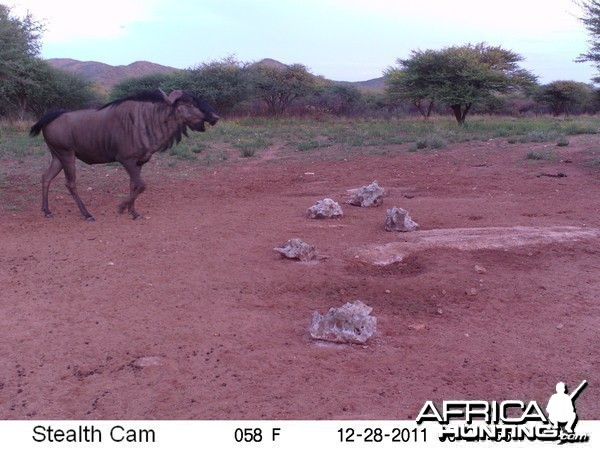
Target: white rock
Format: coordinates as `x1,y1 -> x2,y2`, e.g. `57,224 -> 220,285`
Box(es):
309,300 -> 377,344
273,238 -> 317,261
307,198 -> 343,219
384,207 -> 419,232
347,181 -> 385,207
475,265 -> 487,274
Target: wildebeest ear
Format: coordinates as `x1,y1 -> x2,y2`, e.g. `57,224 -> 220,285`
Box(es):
159,89 -> 184,106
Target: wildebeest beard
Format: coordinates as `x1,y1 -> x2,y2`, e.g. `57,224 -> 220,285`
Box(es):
189,121 -> 207,132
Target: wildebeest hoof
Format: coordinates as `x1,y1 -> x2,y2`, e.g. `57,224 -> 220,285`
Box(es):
86,216 -> 95,222
44,212 -> 54,219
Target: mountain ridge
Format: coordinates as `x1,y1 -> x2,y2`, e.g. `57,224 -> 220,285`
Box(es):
47,58 -> 180,92
47,58 -> 385,93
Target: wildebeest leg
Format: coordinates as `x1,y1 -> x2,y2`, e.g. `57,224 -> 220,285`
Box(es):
41,155 -> 64,218
62,154 -> 95,221
117,160 -> 146,220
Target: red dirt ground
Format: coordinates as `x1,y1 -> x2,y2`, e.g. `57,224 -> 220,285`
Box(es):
1,135 -> 599,420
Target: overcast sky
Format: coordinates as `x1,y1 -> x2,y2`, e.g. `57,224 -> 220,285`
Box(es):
10,0 -> 598,83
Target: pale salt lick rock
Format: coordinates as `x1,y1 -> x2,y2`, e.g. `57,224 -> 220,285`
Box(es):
309,300 -> 377,344
132,356 -> 163,368
347,181 -> 385,207
355,226 -> 600,266
273,238 -> 317,261
307,198 -> 343,219
384,207 -> 419,232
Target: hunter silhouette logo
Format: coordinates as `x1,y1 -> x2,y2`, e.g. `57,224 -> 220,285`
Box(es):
546,380 -> 587,435
416,380 -> 590,443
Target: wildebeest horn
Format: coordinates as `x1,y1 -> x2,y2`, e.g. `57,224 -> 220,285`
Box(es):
159,89 -> 184,106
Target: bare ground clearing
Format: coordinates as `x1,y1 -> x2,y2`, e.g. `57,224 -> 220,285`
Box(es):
1,136 -> 599,420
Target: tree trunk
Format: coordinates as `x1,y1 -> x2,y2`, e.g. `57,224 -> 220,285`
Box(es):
16,96 -> 27,121
426,100 -> 435,118
462,102 -> 472,122
414,100 -> 427,118
414,100 -> 435,119
450,103 -> 472,125
451,105 -> 464,125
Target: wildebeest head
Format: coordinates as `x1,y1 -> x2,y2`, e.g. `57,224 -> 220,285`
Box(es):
160,89 -> 219,132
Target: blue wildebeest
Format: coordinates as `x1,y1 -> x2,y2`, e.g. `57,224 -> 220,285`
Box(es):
30,89 -> 219,221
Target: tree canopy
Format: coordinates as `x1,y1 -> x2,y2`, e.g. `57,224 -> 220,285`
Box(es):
384,49 -> 439,119
535,80 -> 594,116
248,63 -> 320,115
0,4 -> 42,79
0,4 -> 43,118
182,57 -> 251,114
385,43 -> 537,124
0,4 -> 98,119
577,0 -> 600,81
111,59 -> 322,116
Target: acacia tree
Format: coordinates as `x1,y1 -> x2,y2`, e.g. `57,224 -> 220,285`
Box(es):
249,63 -> 319,115
317,83 -> 362,115
183,57 -> 251,114
577,0 -> 600,81
535,80 -> 594,116
384,49 -> 439,119
0,4 -> 42,80
0,4 -> 43,117
385,43 -> 537,124
111,57 -> 252,114
0,4 -> 96,118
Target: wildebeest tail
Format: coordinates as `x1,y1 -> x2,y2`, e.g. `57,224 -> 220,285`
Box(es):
29,109 -> 70,137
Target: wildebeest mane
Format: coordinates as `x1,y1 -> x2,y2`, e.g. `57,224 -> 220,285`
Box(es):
99,89 -> 217,120
97,90 -> 186,152
99,90 -> 167,110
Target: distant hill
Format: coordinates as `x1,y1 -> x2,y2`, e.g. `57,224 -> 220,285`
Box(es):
252,59 -> 386,92
47,57 -> 385,94
46,58 -> 180,93
251,58 -> 289,70
334,77 -> 386,93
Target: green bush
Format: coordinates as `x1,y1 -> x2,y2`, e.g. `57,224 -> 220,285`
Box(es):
525,150 -> 556,161
232,134 -> 271,157
526,151 -> 545,160
411,133 -> 447,150
294,140 -> 322,151
522,130 -> 560,142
